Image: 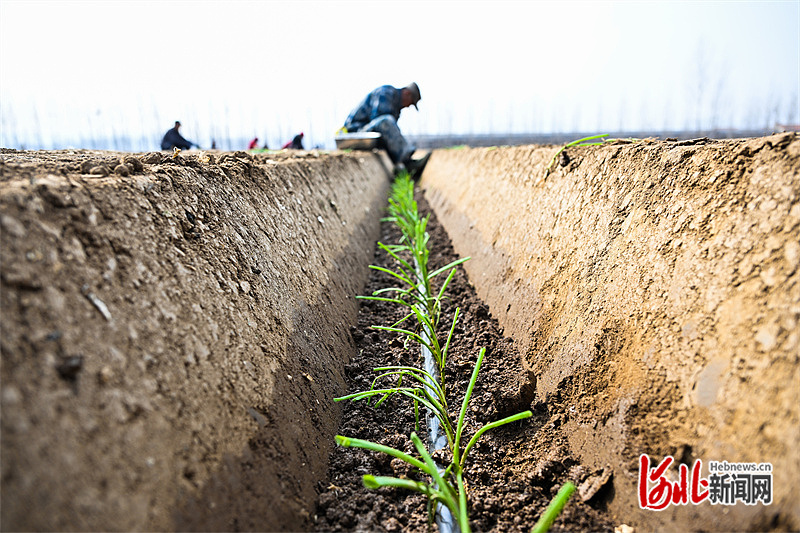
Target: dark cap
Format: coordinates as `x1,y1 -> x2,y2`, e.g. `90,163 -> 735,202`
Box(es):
406,82 -> 421,110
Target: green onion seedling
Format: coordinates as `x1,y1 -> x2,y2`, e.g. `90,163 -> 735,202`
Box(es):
336,171 -> 570,532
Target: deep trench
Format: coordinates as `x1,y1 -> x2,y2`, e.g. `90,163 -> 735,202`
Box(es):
313,190 -> 615,532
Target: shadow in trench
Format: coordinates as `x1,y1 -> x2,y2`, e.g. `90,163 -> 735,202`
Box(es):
172,231 -> 380,531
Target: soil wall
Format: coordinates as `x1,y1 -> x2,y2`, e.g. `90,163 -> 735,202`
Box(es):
0,149 -> 390,531
419,134 -> 799,532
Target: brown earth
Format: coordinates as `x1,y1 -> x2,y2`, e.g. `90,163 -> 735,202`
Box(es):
419,133 -> 800,532
0,148 -> 390,531
1,134 -> 798,533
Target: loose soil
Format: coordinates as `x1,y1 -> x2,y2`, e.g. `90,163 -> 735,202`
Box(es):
419,134 -> 800,532
314,191 -> 618,532
2,136 -> 797,533
0,148 -> 389,531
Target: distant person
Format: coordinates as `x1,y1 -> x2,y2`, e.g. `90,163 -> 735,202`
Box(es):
282,132 -> 304,150
248,137 -> 260,150
342,82 -> 430,175
161,121 -> 198,150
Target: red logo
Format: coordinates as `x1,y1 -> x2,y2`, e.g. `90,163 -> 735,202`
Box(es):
638,455 -> 709,510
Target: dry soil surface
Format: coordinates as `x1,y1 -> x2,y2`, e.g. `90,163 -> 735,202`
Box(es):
1,135 -> 798,533
420,133 -> 799,532
0,148 -> 389,531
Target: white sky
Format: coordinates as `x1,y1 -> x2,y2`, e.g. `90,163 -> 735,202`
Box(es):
1,0 -> 798,150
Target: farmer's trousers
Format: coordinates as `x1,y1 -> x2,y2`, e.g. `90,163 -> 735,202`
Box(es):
358,115 -> 415,164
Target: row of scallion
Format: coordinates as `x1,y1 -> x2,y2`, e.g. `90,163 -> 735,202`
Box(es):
335,171 -> 575,533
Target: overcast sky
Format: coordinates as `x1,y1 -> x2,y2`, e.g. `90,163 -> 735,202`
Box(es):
1,0 -> 798,150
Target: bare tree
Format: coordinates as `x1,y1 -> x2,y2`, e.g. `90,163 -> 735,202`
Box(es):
617,93 -> 627,132
708,59 -> 729,131
764,92 -> 781,130
662,97 -> 674,132
784,91 -> 799,126
689,40 -> 708,132
744,96 -> 762,129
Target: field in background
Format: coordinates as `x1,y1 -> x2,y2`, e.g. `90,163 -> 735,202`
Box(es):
0,129 -> 789,153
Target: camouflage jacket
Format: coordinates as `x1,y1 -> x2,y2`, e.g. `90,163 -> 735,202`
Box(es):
343,85 -> 402,131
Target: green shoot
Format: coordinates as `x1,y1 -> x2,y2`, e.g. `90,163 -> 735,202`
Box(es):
336,170 -> 569,532
337,432 -> 463,526
531,482 -> 577,533
542,134 -> 609,181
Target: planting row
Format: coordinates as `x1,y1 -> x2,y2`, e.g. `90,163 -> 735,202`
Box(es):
327,173 -> 575,533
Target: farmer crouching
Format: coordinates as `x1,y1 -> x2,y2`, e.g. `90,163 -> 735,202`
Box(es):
342,82 -> 430,176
